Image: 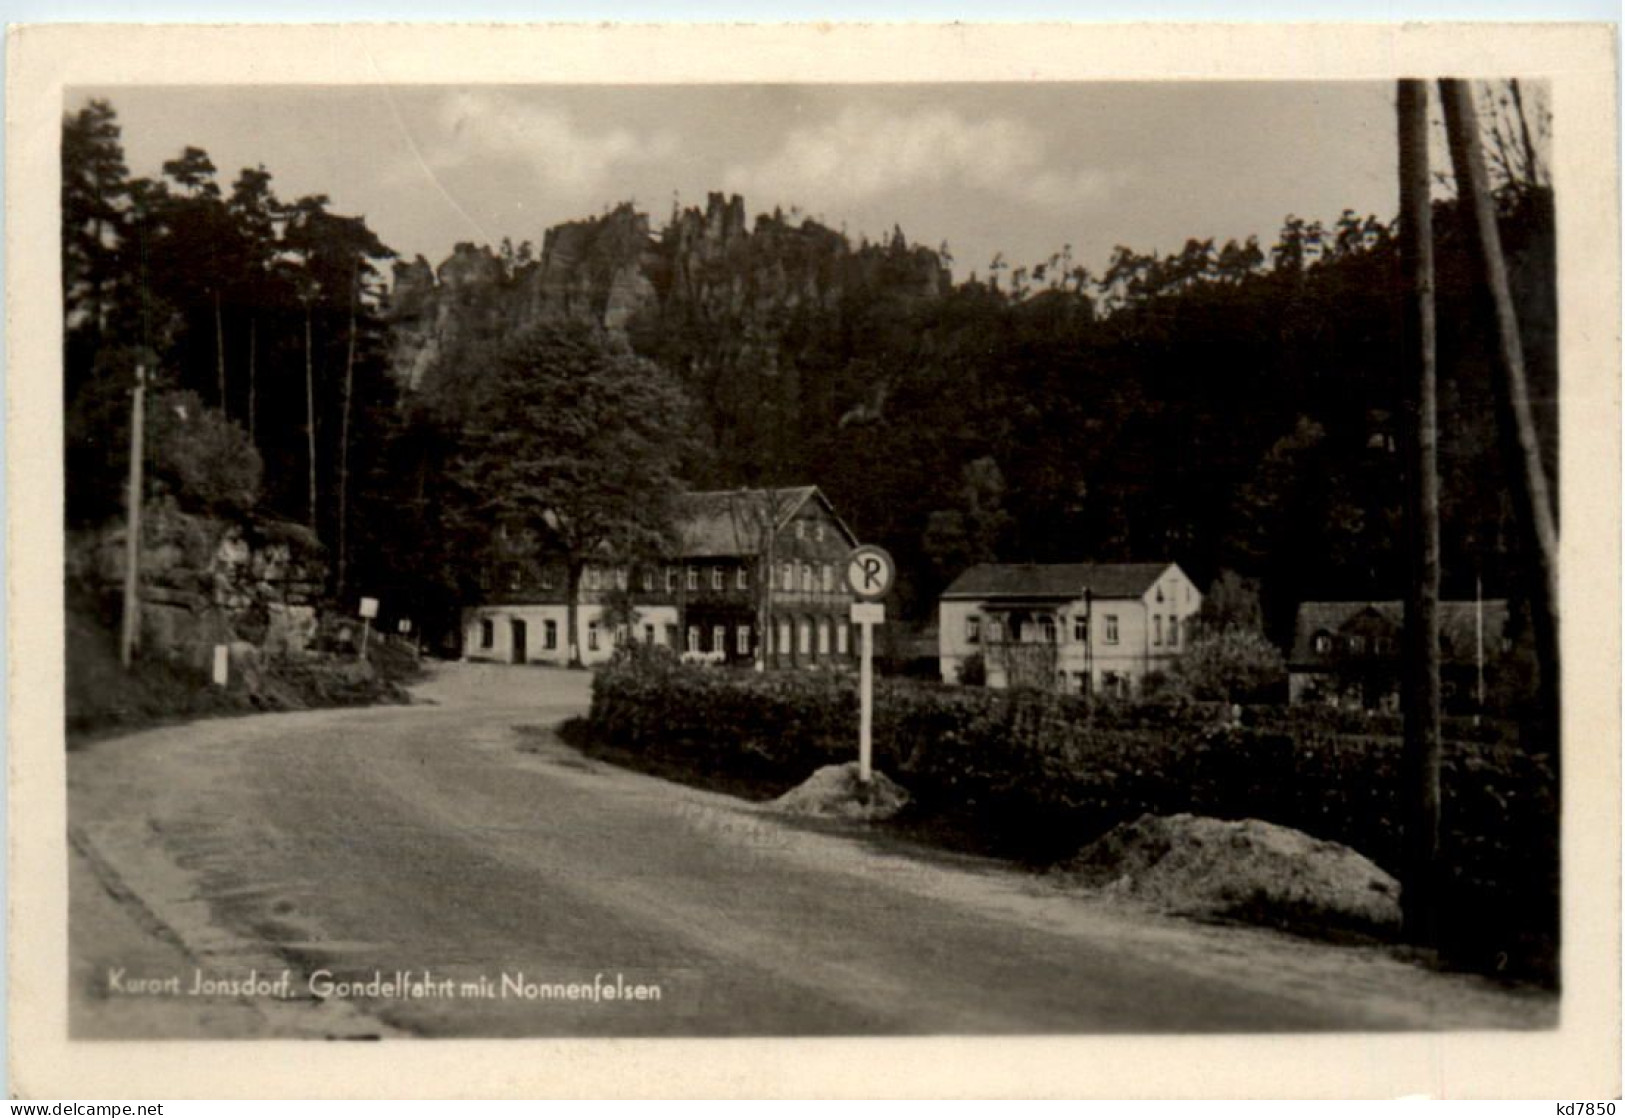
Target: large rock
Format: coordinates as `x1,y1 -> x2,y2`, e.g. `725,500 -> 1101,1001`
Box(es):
769,762 -> 911,822
1055,813 -> 1402,937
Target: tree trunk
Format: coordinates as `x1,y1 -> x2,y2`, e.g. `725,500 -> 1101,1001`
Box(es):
247,316 -> 258,443
337,263 -> 359,597
213,288 -> 227,416
1438,78 -> 1560,750
758,508 -> 775,672
1397,78 -> 1443,948
566,559 -> 583,667
304,302 -> 318,535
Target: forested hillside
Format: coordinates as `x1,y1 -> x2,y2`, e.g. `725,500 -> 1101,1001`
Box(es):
64,96 -> 1556,653
386,191 -> 1555,644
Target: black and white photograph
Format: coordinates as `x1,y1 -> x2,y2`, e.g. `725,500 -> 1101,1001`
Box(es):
8,21 -> 1619,1100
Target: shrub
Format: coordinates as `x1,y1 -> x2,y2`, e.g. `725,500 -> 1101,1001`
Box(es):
1166,625 -> 1286,703
585,657 -> 1557,980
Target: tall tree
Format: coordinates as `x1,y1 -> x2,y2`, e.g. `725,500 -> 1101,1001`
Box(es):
452,324 -> 697,665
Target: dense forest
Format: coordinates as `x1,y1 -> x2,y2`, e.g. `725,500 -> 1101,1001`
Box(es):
63,91 -> 1556,655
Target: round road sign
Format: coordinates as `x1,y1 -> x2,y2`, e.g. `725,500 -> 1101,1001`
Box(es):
844,545 -> 896,601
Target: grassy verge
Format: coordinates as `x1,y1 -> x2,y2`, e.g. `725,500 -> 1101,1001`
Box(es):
66,598 -> 421,745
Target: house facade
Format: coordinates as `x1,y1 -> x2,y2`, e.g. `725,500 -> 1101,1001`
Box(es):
462,486 -> 861,669
1287,599 -> 1514,711
938,562 -> 1202,695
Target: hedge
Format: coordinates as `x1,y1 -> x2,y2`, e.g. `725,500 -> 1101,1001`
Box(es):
586,648 -> 1557,980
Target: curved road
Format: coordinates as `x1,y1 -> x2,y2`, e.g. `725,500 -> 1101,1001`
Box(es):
69,662 -> 1553,1037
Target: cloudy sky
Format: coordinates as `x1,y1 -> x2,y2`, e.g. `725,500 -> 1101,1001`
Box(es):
74,83 -> 1401,282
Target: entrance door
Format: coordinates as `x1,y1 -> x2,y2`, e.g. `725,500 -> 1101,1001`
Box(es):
510,619 -> 528,664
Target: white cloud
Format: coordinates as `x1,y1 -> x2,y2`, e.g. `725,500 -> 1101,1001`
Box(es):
722,104 -> 1126,214
428,90 -> 678,198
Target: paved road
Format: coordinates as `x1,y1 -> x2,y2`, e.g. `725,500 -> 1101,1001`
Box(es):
69,662 -> 1553,1037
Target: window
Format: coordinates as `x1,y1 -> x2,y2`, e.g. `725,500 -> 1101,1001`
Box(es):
818,619 -> 831,655
614,624 -> 628,647
1105,615 -> 1119,644
686,626 -> 700,653
712,625 -> 726,653
1039,616 -> 1056,644
815,523 -> 825,542
988,618 -> 1004,643
836,623 -> 849,655
737,567 -> 749,590
1349,635 -> 1366,654
795,521 -> 806,540
614,567 -> 628,591
544,620 -> 558,650
799,619 -> 812,655
1156,586 -> 1164,603
540,569 -> 555,591
801,564 -> 814,591
737,625 -> 751,656
642,570 -> 654,592
586,567 -> 601,591
778,619 -> 792,655
966,616 -> 981,644
712,566 -> 724,591
1168,618 -> 1179,648
821,564 -> 833,593
480,619 -> 495,649
1153,615 -> 1163,646
505,563 -> 522,590
666,568 -> 677,592
1073,616 -> 1088,643
664,624 -> 678,647
782,562 -> 794,590
643,624 -> 655,644
587,622 -> 600,651
1313,632 -> 1332,654
686,567 -> 698,591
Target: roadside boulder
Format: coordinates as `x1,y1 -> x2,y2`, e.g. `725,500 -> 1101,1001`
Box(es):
1054,813 -> 1402,937
769,762 -> 911,822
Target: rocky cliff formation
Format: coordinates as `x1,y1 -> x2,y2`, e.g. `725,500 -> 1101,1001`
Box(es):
384,193 -> 950,394
68,498 -> 331,669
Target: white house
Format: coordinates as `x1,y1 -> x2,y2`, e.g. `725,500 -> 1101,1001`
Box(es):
938,561 -> 1202,695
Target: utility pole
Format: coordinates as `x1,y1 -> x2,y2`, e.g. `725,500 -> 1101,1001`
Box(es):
120,364 -> 148,669
1438,78 -> 1560,751
304,291 -> 318,535
1397,79 -> 1443,947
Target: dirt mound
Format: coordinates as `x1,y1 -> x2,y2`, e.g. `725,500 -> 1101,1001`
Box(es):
1056,813 -> 1402,937
769,763 -> 911,822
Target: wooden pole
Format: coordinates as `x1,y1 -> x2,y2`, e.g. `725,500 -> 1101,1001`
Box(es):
304,298 -> 318,535
1397,79 -> 1443,947
120,365 -> 148,669
1438,79 -> 1560,747
213,288 -> 227,416
338,261 -> 359,597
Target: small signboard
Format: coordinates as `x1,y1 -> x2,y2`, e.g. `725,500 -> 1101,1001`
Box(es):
851,602 -> 885,624
844,545 -> 896,602
397,619 -> 412,634
359,597 -> 380,619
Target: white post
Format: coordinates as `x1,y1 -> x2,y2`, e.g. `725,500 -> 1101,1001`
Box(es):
859,619 -> 874,785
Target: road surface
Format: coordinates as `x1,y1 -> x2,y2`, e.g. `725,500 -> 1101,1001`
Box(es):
69,662 -> 1554,1037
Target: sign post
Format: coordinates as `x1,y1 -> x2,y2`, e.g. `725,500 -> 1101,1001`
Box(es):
358,596 -> 380,660
844,545 -> 895,786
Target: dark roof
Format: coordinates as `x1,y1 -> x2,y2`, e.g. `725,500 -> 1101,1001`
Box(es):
674,486 -> 854,557
941,562 -> 1178,602
1289,599 -> 1511,665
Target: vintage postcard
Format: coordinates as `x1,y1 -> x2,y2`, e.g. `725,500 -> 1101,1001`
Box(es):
7,22 -> 1619,1099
